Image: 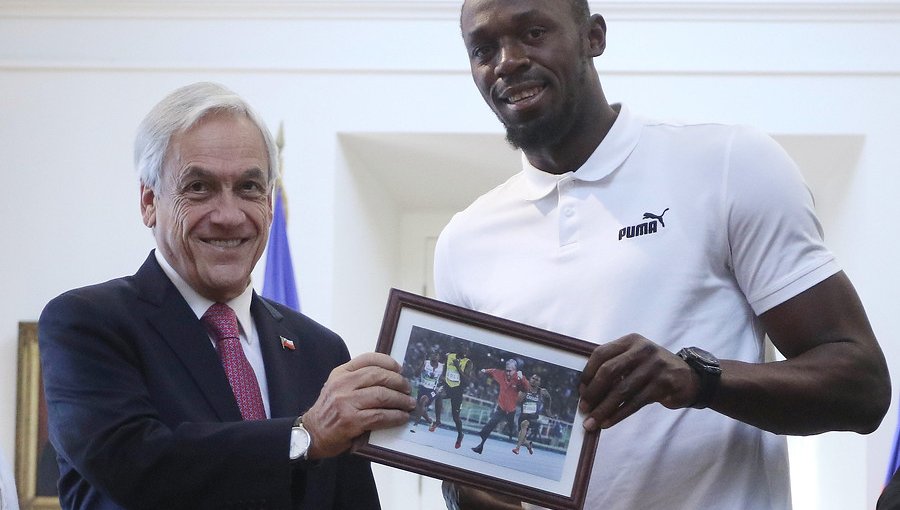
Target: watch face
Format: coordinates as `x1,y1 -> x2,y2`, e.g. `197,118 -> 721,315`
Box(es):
687,347 -> 717,366
291,426 -> 310,459
679,347 -> 721,375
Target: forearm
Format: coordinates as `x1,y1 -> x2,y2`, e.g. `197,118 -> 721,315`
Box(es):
712,341 -> 890,435
718,271 -> 892,436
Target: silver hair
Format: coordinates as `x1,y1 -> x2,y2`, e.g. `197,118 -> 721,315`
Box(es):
134,82 -> 278,192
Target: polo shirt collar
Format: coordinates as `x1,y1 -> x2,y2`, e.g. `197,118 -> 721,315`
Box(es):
154,249 -> 255,339
518,103 -> 641,201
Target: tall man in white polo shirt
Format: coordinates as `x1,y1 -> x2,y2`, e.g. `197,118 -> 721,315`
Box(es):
437,0 -> 891,508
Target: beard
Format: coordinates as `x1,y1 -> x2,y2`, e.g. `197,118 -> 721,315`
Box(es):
500,64 -> 588,152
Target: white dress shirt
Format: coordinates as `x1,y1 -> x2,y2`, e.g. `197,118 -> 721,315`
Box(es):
155,250 -> 271,418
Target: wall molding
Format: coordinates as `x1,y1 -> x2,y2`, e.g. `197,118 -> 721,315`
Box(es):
2,61 -> 898,77
1,1 -> 899,22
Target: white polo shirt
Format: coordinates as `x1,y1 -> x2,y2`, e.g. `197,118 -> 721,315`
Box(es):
434,104 -> 839,509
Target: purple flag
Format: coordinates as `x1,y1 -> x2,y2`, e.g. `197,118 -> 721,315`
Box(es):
888,406 -> 900,483
262,186 -> 300,311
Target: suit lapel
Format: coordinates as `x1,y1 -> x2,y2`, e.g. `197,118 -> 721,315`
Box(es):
135,253 -> 242,422
252,296 -> 319,418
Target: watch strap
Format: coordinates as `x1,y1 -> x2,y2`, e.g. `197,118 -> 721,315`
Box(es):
677,347 -> 721,409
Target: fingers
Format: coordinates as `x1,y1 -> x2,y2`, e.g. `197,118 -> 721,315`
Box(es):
330,357 -> 412,395
580,339 -> 629,387
586,362 -> 657,429
343,351 -> 402,373
578,336 -> 642,414
304,353 -> 416,459
578,335 -> 694,431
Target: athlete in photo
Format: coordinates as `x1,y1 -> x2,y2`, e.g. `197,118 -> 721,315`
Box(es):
513,374 -> 553,455
410,350 -> 444,432
430,343 -> 475,449
471,359 -> 531,454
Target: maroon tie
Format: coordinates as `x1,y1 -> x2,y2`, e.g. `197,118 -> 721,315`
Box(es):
202,303 -> 266,421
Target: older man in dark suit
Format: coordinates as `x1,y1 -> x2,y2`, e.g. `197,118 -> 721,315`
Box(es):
38,82 -> 415,510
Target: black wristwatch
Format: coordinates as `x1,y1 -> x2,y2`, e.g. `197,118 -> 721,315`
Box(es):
676,347 -> 722,409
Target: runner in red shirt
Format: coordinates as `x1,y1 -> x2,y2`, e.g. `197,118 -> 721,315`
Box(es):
471,359 -> 531,454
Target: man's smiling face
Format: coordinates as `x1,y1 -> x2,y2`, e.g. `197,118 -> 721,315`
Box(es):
141,111 -> 272,302
461,0 -> 594,150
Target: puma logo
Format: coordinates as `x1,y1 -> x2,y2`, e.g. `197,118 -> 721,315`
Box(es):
642,208 -> 669,228
618,207 -> 670,241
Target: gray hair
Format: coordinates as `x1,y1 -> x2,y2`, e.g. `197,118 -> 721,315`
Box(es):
134,82 -> 278,192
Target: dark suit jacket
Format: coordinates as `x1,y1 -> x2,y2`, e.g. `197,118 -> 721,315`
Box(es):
38,253 -> 381,510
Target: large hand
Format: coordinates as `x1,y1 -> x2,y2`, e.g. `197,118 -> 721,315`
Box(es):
303,352 -> 415,459
578,334 -> 698,431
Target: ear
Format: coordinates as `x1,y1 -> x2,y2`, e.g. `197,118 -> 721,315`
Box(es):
587,14 -> 607,57
140,184 -> 157,228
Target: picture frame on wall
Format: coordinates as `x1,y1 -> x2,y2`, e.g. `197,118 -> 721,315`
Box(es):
356,289 -> 599,510
15,321 -> 61,510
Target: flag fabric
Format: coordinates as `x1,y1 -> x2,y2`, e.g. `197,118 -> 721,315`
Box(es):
262,185 -> 300,311
887,406 -> 900,483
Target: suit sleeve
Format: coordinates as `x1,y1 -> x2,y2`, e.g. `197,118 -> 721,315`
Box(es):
40,290 -> 296,510
333,454 -> 381,510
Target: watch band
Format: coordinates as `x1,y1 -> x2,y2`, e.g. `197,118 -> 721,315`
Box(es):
676,347 -> 722,409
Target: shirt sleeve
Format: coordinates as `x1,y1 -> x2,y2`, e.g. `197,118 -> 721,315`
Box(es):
434,214 -> 468,307
723,126 -> 840,314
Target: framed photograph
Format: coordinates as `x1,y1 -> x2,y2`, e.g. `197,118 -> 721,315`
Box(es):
15,322 -> 61,510
357,289 -> 599,510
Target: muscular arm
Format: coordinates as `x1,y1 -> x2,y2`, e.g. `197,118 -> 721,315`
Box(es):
579,272 -> 891,435
713,271 -> 890,435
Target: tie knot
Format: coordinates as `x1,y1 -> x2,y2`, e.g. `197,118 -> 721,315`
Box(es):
202,303 -> 240,343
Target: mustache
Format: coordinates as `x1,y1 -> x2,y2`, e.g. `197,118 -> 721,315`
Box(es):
494,74 -> 544,95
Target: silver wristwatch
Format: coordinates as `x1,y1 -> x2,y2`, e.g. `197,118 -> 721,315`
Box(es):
289,415 -> 312,461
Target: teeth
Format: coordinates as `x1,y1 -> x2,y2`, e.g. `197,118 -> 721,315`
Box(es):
207,239 -> 242,248
507,87 -> 542,104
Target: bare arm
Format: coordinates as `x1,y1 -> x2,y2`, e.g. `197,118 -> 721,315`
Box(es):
579,272 -> 890,435
714,271 -> 889,435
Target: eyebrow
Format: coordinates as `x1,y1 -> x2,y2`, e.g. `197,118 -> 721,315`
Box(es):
465,8 -> 544,41
180,166 -> 267,181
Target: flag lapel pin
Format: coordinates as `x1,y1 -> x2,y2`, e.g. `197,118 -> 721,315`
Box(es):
280,336 -> 296,351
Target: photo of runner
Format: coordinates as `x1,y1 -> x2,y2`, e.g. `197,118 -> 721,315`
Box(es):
398,325 -> 579,482
513,374 -> 553,456
430,341 -> 475,449
407,348 -> 443,433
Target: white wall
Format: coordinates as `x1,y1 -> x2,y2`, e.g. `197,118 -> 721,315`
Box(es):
1,1 -> 899,508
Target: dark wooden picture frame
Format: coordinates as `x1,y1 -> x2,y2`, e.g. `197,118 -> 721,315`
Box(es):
15,322 -> 61,510
356,289 -> 599,510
